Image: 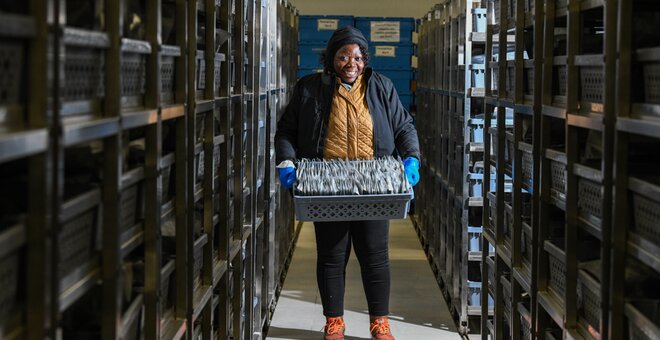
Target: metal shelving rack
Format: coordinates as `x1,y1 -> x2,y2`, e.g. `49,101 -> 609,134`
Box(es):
415,0 -> 497,334
0,0 -> 298,339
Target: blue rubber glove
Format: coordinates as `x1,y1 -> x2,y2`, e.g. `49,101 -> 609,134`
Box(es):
403,157 -> 420,186
277,162 -> 296,189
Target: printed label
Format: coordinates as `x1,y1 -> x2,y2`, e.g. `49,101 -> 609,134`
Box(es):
317,19 -> 339,30
375,46 -> 397,57
371,21 -> 401,42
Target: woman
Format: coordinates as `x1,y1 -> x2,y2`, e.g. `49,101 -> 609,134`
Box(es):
274,26 -> 420,340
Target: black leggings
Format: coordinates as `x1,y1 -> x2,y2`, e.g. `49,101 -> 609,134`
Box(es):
314,220 -> 390,317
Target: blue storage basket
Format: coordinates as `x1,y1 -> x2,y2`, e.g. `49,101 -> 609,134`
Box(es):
299,15 -> 354,43
368,44 -> 413,70
355,17 -> 415,43
473,8 -> 487,33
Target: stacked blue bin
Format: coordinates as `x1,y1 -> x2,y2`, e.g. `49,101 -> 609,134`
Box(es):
355,17 -> 415,111
298,15 -> 354,79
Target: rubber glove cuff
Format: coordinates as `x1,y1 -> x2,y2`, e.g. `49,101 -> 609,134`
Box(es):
276,161 -> 296,189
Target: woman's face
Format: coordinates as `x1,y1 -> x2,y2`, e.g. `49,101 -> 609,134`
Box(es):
333,43 -> 365,84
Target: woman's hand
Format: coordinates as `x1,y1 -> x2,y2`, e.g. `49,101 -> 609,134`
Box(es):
276,160 -> 297,189
403,157 -> 420,186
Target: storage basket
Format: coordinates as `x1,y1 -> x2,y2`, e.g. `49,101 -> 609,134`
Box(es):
577,269 -> 601,336
547,245 -> 566,300
579,65 -> 604,104
521,223 -> 533,268
468,226 -> 482,252
58,202 -> 100,278
293,159 -> 413,222
160,261 -> 175,314
121,41 -> 149,109
486,255 -> 495,286
120,183 -> 140,232
468,280 -> 494,307
547,150 -> 567,203
64,45 -> 105,104
631,179 -> 660,247
554,64 -> 567,97
624,300 -> 660,340
161,45 -> 180,105
294,193 -> 412,222
505,132 -> 514,165
520,142 -> 533,189
503,203 -> 513,245
520,303 -> 533,340
473,8 -> 487,33
502,275 -> 513,322
578,176 -> 603,224
472,65 -> 486,89
193,239 -> 204,281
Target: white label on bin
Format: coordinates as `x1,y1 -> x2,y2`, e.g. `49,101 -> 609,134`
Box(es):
375,46 -> 396,57
317,19 -> 339,30
370,21 -> 401,42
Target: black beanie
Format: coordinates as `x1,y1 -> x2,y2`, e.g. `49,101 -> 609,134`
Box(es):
323,26 -> 369,73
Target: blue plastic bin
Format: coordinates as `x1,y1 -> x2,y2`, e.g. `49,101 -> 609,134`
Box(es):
473,8 -> 487,33
467,281 -> 495,307
368,44 -> 413,70
299,15 -> 354,43
377,69 -> 413,95
297,67 -> 323,80
299,43 -> 326,69
355,17 -> 415,43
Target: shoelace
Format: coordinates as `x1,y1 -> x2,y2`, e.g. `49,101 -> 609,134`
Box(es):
324,318 -> 345,335
370,319 -> 391,335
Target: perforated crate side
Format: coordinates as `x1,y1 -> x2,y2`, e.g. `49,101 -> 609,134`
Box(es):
214,55 -> 223,97
625,301 -> 660,340
161,164 -> 172,200
161,55 -> 176,105
522,149 -> 533,188
294,194 -> 412,222
548,251 -> 566,299
64,45 -> 105,102
522,227 -> 532,267
578,177 -> 603,222
521,314 -> 532,340
579,66 -> 604,104
121,52 -> 147,107
632,194 -> 660,246
643,62 -> 660,104
550,160 -> 567,201
555,65 -> 567,96
506,65 -> 515,99
58,207 -> 99,278
577,272 -> 601,335
502,276 -> 513,322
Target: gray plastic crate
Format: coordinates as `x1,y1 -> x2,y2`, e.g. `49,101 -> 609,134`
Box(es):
578,176 -> 603,224
58,197 -> 100,278
546,242 -> 566,300
502,275 -> 513,323
120,184 -> 139,232
547,150 -> 567,203
579,65 -> 604,105
121,42 -> 149,108
161,45 -> 180,105
631,178 -> 660,247
521,142 -> 533,189
577,268 -> 601,336
520,302 -> 533,340
294,193 -> 412,222
625,300 -> 660,340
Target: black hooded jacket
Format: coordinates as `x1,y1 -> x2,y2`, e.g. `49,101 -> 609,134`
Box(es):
275,68 -> 420,164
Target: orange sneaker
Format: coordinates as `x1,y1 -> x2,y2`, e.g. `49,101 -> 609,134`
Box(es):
323,316 -> 345,340
370,317 -> 394,340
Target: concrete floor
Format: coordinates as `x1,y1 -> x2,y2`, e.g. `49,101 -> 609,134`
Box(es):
266,219 -> 461,340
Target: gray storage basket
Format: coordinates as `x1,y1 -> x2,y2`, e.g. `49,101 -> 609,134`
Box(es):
625,300 -> 660,340
294,192 -> 412,222
577,267 -> 601,336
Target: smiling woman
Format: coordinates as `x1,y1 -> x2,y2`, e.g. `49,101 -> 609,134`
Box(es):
275,26 -> 421,340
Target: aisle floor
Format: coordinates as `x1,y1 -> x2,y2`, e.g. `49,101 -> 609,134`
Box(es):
266,219 -> 461,340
